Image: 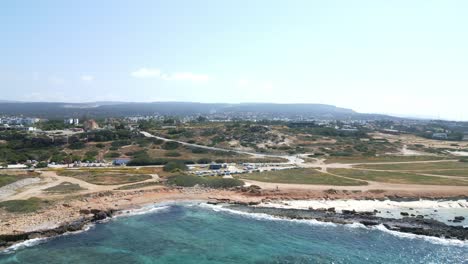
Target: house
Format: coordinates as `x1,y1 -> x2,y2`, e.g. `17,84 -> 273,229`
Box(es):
208,164 -> 223,170
432,133 -> 448,140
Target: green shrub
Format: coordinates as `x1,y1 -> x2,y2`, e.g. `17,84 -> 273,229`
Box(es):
35,161 -> 48,168
105,152 -> 120,158
162,141 -> 180,150
163,161 -> 188,172
330,151 -> 352,157
69,141 -> 85,149
191,147 -> 208,154
111,140 -> 132,147
165,151 -> 181,157
197,158 -> 211,164
96,143 -> 105,148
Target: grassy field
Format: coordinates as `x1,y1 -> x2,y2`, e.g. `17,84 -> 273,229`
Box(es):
240,168 -> 367,186
329,169 -> 468,185
325,155 -> 447,164
0,175 -> 26,187
355,161 -> 468,170
57,170 -> 152,185
44,182 -> 87,193
0,197 -> 49,213
166,175 -> 244,188
416,170 -> 468,177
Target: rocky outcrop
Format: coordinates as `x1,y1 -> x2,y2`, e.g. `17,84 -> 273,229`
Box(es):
225,205 -> 468,241
0,209 -> 114,250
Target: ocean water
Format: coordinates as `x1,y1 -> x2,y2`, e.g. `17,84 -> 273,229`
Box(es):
1,203 -> 467,264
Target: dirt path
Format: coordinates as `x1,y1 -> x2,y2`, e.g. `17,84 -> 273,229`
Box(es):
3,171 -> 161,201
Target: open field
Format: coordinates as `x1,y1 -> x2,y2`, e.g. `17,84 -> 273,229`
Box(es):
325,155 -> 447,164
329,168 -> 468,185
355,161 -> 468,170
56,170 -> 152,185
239,168 -> 367,186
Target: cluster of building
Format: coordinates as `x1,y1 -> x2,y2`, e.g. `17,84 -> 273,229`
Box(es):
64,118 -> 80,126
189,162 -> 295,177
0,116 -> 40,131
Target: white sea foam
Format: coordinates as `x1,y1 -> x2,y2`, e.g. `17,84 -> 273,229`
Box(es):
198,203 -> 337,227
198,203 -> 468,248
373,224 -> 468,248
2,237 -> 49,254
1,204 -> 172,254
114,205 -> 170,218
259,199 -> 468,212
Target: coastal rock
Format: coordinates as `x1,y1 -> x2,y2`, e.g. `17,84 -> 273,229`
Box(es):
224,205 -> 468,241
79,209 -> 91,214
93,210 -> 112,221
454,216 -> 465,221
400,212 -> 409,216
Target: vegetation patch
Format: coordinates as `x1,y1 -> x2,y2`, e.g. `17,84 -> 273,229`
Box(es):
355,161 -> 468,171
167,175 -> 244,188
0,198 -> 49,213
163,161 -> 188,172
410,170 -> 468,177
241,168 -> 367,186
44,182 -> 86,193
0,175 -> 26,187
325,155 -> 446,164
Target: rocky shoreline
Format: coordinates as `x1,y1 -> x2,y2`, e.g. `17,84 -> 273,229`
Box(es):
0,208 -> 115,251
1,192 -> 467,251
223,204 -> 468,241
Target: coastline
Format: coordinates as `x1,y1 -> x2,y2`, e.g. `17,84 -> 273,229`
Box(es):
1,186 -> 468,251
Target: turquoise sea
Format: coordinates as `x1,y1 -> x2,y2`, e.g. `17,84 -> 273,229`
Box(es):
0,203 -> 467,264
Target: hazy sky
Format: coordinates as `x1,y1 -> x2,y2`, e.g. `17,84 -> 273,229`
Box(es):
1,1 -> 467,120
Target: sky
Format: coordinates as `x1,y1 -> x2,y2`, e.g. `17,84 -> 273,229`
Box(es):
1,0 -> 467,120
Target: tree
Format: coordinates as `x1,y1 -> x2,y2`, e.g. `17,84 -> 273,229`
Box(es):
163,161 -> 188,172
35,161 -> 48,168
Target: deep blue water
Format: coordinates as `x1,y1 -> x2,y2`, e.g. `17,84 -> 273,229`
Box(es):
0,204 -> 467,264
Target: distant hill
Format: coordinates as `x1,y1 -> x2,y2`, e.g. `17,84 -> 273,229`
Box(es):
0,101 -> 396,120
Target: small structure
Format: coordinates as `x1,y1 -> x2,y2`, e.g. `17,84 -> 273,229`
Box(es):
432,133 -> 448,140
208,164 -> 223,170
113,158 -> 131,166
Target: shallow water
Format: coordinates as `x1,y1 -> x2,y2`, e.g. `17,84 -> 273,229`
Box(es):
1,203 -> 467,264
